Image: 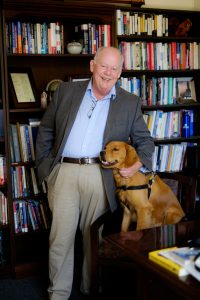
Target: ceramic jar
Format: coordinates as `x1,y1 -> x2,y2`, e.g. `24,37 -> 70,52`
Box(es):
67,41 -> 82,54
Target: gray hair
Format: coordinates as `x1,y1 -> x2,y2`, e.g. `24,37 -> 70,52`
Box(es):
93,46 -> 124,69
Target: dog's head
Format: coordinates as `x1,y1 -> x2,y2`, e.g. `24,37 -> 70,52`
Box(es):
100,141 -> 139,169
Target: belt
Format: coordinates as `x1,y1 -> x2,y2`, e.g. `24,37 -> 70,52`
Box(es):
61,157 -> 100,165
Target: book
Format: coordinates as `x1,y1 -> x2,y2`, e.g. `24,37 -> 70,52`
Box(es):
10,124 -> 21,162
148,247 -> 189,277
39,202 -> 49,229
30,167 -> 39,195
159,247 -> 200,267
16,122 -> 24,162
0,155 -> 6,185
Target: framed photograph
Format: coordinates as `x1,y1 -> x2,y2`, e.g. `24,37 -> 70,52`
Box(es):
9,68 -> 38,108
176,77 -> 196,104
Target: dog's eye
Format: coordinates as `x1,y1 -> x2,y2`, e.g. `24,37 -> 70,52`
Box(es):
113,148 -> 119,151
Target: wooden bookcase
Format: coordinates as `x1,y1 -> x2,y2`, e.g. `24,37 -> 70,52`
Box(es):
0,1 -> 13,278
0,0 -> 200,278
0,0 -> 116,277
114,6 -> 200,174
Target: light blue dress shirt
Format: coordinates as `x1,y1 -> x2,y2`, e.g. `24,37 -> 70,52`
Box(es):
62,80 -> 116,158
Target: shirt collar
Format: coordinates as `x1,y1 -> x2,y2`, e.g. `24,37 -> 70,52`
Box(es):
87,79 -> 116,101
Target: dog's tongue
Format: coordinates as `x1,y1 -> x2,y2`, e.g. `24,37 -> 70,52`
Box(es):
101,161 -> 110,166
101,160 -> 116,166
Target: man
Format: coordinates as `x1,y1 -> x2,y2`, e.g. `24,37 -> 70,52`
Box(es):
36,46 -> 154,300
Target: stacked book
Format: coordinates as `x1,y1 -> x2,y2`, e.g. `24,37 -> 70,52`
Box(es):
149,246 -> 200,281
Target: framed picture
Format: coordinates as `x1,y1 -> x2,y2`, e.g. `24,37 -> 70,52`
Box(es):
9,68 -> 38,108
176,77 -> 196,104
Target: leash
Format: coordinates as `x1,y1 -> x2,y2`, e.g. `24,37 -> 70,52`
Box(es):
117,172 -> 156,199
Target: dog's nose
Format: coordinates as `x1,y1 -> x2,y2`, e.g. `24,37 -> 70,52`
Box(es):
100,150 -> 106,160
100,150 -> 105,156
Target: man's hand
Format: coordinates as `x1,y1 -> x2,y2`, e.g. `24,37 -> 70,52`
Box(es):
119,161 -> 143,178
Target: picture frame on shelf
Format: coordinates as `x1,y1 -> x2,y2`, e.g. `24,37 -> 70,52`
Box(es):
9,68 -> 38,109
176,77 -> 196,104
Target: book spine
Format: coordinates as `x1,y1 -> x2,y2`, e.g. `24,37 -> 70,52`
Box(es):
149,252 -> 184,276
27,202 -> 36,230
13,202 -> 19,233
10,124 -> 21,163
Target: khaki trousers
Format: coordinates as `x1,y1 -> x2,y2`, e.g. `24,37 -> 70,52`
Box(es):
47,162 -> 108,300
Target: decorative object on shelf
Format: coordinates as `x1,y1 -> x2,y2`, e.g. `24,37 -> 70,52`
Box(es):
176,77 -> 196,104
45,79 -> 63,103
169,17 -> 192,37
66,41 -> 83,54
9,68 -> 38,109
175,18 -> 192,37
40,91 -> 48,109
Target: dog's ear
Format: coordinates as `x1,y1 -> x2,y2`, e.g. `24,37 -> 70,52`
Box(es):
125,144 -> 140,167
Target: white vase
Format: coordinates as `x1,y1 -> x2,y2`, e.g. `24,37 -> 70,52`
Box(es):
67,41 -> 82,54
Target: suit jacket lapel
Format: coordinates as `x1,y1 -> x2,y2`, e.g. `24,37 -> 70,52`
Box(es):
103,86 -> 123,145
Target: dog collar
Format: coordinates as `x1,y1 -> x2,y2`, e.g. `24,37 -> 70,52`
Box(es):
117,172 -> 156,199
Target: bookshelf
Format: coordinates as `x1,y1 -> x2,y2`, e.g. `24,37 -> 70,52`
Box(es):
0,0 -> 115,277
0,0 -> 200,279
115,6 -> 200,174
0,1 -> 12,277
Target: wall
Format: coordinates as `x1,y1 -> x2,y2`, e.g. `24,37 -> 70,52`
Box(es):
145,0 -> 200,11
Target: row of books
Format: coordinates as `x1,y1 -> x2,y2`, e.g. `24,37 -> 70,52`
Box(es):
13,199 -> 50,233
143,110 -> 194,139
159,224 -> 176,249
119,41 -> 200,70
0,155 -> 6,185
9,120 -> 40,163
119,76 -> 196,106
149,246 -> 200,281
75,23 -> 111,54
6,21 -> 111,55
152,143 -> 187,172
116,9 -> 168,37
0,191 -> 8,225
11,165 -> 46,199
6,21 -> 64,54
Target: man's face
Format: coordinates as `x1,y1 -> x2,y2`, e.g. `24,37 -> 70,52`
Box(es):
90,49 -> 122,99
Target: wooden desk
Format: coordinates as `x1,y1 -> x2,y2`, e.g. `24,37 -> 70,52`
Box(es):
104,219 -> 200,300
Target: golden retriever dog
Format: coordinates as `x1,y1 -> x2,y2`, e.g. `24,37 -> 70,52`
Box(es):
100,141 -> 185,232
